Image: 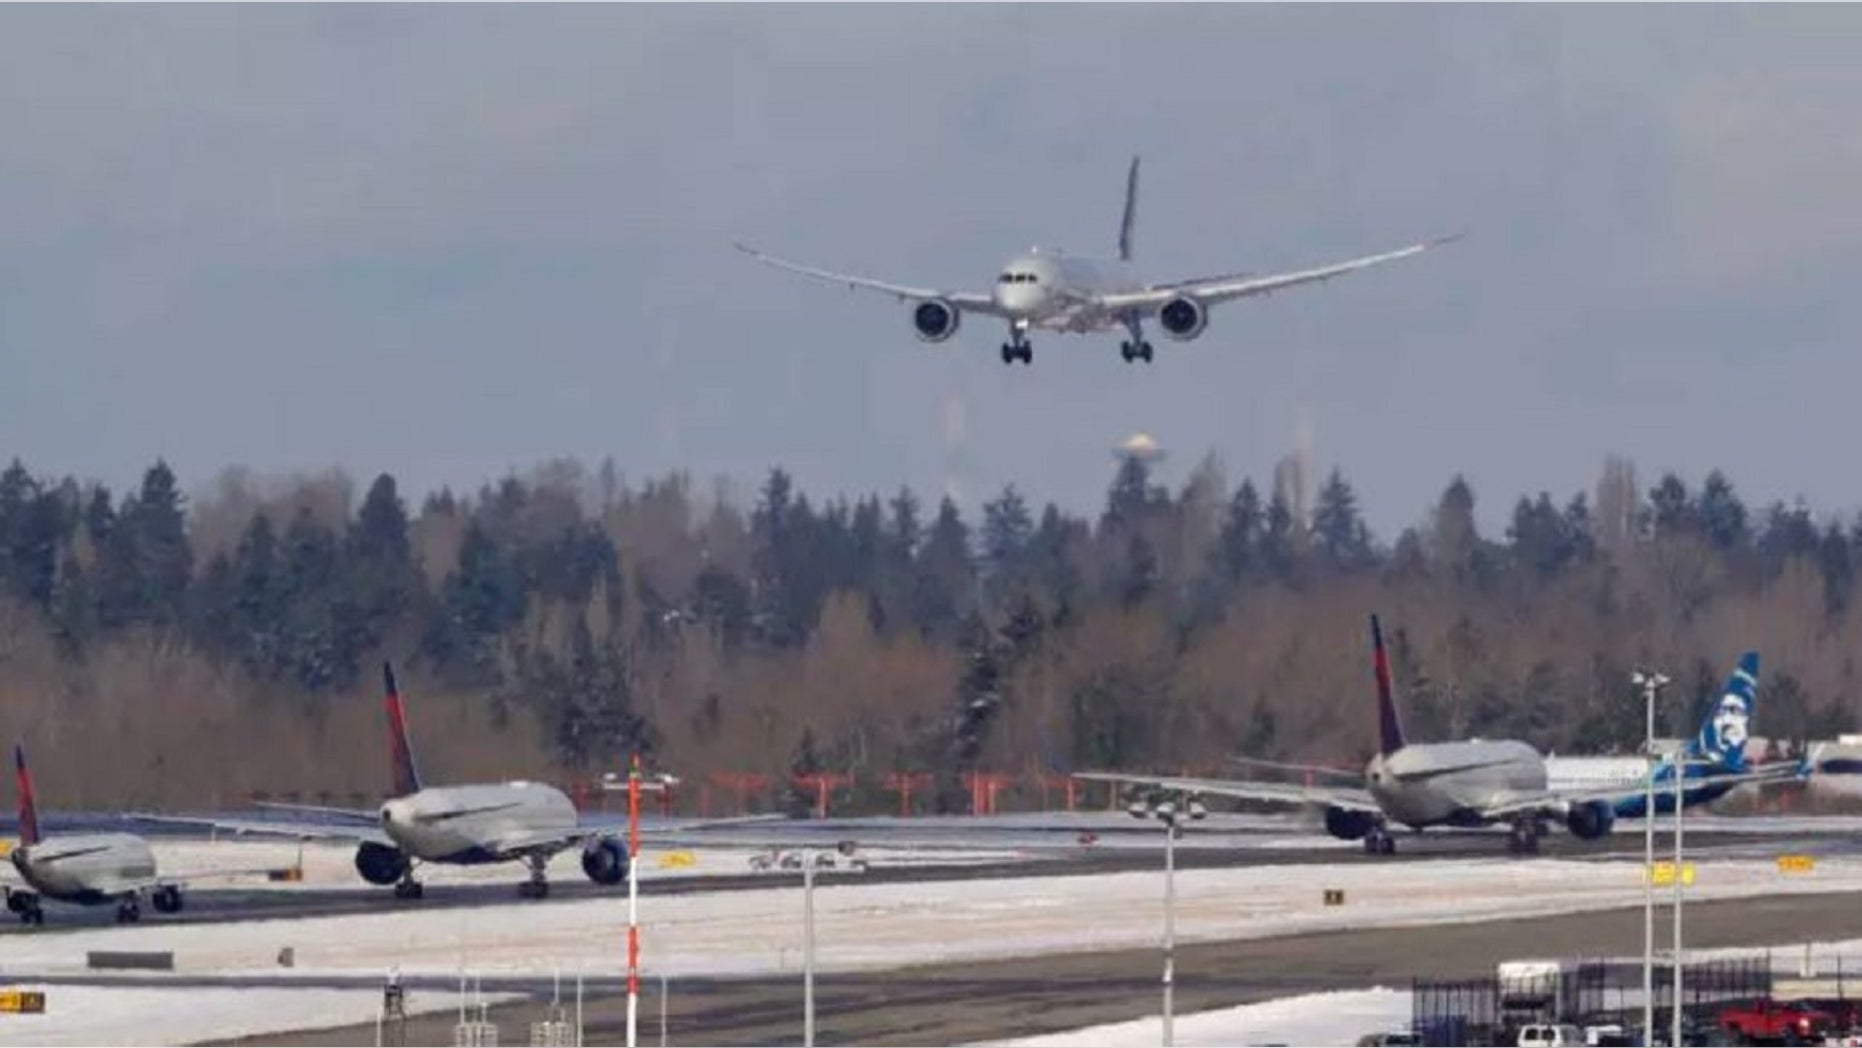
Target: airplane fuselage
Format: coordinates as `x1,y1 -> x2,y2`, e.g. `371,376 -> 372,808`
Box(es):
379,781 -> 579,864
1546,754 -> 1745,818
993,251 -> 1146,334
10,832 -> 154,903
1366,740 -> 1546,829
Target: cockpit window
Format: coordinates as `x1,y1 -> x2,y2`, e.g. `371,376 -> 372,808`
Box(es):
1000,272 -> 1040,285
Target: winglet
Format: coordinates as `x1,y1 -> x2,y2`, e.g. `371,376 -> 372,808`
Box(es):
1118,155 -> 1140,262
383,663 -> 423,797
14,743 -> 41,848
1371,615 -> 1406,756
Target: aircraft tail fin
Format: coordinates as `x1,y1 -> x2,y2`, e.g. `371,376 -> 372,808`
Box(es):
383,662 -> 424,797
1371,614 -> 1406,756
14,743 -> 41,847
1118,155 -> 1139,262
1691,652 -> 1758,768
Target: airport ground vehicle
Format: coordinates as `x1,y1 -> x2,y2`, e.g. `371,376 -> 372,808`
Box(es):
1517,1023 -> 1585,1046
1718,997 -> 1840,1044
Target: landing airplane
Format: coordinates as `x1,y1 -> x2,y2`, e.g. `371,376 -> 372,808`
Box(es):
1076,617 -> 1797,855
141,664 -> 752,900
6,744 -> 188,924
737,156 -> 1456,365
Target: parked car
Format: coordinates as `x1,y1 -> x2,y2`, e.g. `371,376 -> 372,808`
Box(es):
1518,1023 -> 1586,1047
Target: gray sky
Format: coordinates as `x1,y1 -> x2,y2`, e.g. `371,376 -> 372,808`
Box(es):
2,5 -> 1859,537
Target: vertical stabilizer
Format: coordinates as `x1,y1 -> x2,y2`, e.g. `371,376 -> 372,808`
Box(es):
1118,155 -> 1140,262
13,743 -> 40,847
383,663 -> 424,797
1370,615 -> 1406,756
1692,652 -> 1758,768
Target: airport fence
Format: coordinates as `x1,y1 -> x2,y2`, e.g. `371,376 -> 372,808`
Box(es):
1412,955 -> 1772,1046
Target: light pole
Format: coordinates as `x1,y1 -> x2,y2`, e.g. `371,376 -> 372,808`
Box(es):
1127,792 -> 1204,1047
1631,669 -> 1669,1048
804,852 -> 816,1048
1673,749 -> 1686,1048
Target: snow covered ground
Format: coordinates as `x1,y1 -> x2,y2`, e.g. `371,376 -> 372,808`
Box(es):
0,982 -> 517,1047
8,853 -> 1862,983
973,988 -> 1413,1048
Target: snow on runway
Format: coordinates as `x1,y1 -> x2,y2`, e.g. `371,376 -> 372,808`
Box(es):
8,853 -> 1862,984
973,987 -> 1413,1048
0,982 -> 517,1047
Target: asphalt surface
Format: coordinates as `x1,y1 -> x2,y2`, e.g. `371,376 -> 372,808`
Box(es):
200,890 -> 1862,1047
5,824 -> 1838,934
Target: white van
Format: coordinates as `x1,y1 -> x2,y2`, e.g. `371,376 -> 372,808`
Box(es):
1516,1024 -> 1584,1047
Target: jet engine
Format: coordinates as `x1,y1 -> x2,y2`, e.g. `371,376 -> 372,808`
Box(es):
354,841 -> 410,886
1565,800 -> 1616,840
1157,296 -> 1207,341
581,837 -> 629,886
1324,805 -> 1378,841
912,299 -> 961,343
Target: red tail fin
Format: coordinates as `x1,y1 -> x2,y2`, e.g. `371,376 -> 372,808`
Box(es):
383,663 -> 423,797
1370,615 -> 1406,757
14,744 -> 41,847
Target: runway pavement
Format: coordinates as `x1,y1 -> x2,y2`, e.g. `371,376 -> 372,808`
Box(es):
205,889 -> 1862,1046
4,822 -> 1840,934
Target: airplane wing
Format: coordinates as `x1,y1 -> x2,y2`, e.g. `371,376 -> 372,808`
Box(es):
1097,233 -> 1462,314
1071,772 -> 1382,813
735,243 -> 1005,315
130,812 -> 394,847
1478,764 -> 1808,821
254,800 -> 379,823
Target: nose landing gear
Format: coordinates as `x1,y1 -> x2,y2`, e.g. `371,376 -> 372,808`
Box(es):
518,853 -> 551,899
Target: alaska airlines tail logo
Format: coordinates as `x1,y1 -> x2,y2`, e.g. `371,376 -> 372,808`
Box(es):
14,744 -> 41,848
382,663 -> 424,797
1699,653 -> 1758,766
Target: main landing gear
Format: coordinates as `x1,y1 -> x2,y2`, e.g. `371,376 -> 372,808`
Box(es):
1120,340 -> 1155,363
1362,826 -> 1397,855
1506,818 -> 1545,856
518,854 -> 551,900
1000,339 -> 1032,365
394,871 -> 425,900
114,894 -> 141,924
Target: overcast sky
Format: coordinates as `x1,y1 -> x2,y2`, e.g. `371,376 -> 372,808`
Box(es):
2,5 -> 1858,536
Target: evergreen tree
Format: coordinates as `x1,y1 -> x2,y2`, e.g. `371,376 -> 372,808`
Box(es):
1310,469 -> 1372,569
912,497 -> 974,639
1697,470 -> 1749,552
1213,480 -> 1263,583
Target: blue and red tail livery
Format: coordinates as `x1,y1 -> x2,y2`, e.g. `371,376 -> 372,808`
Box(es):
14,743 -> 41,847
383,663 -> 424,797
1370,615 -> 1407,756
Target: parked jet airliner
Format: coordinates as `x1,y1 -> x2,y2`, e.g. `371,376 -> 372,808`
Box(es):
737,157 -> 1457,365
1077,618 -> 1797,855
142,664 -> 756,900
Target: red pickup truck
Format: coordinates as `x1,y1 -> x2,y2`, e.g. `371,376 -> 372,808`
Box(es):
1719,998 -> 1841,1044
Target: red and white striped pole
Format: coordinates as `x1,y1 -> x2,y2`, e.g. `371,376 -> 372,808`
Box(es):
626,752 -> 641,1048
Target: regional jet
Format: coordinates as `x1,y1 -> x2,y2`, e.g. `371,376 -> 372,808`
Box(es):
1076,617 -> 1798,855
736,157 -> 1457,365
140,664 -> 758,900
6,744 -> 189,924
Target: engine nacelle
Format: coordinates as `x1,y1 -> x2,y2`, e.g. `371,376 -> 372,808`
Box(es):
912,299 -> 961,343
354,841 -> 410,886
1157,295 -> 1208,341
1565,800 -> 1617,840
581,837 -> 629,886
1324,805 -> 1378,841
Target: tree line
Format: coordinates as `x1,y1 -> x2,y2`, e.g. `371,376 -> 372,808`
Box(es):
0,452 -> 1856,811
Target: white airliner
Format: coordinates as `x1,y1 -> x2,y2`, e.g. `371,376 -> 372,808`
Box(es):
6,744 -> 189,924
1077,618 -> 1798,855
737,157 -> 1457,365
141,665 -> 753,900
